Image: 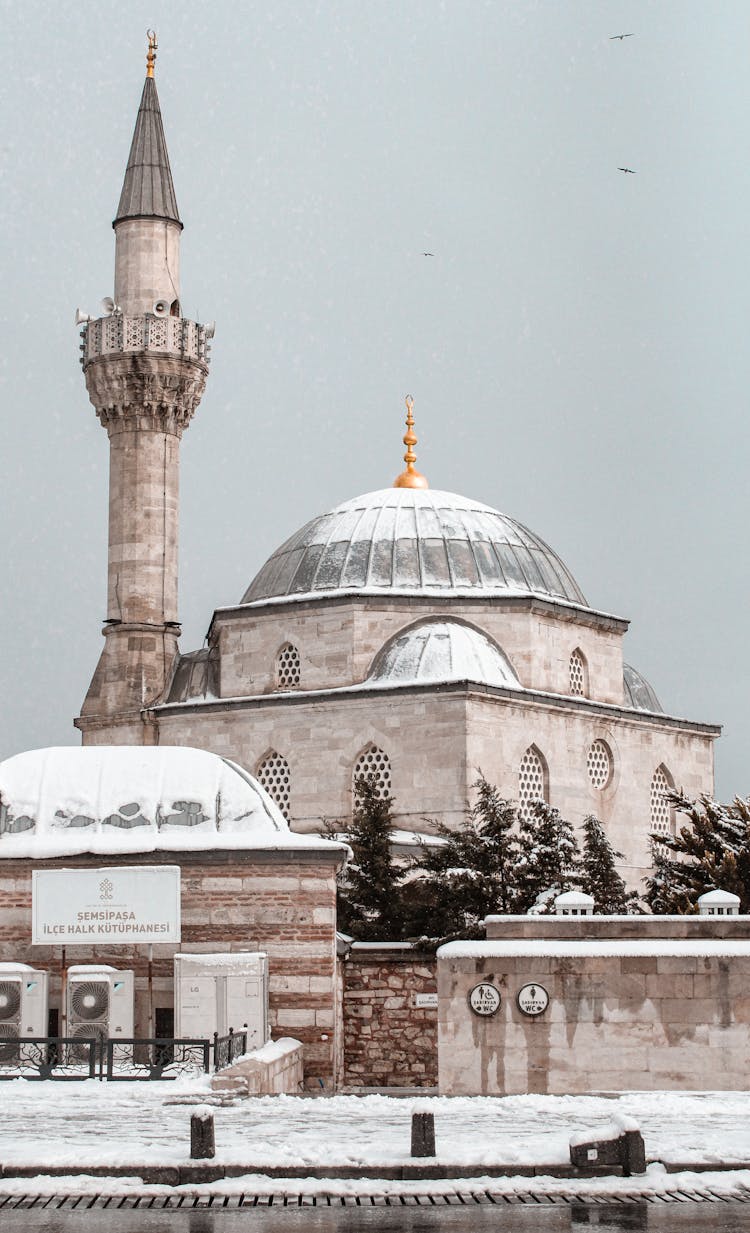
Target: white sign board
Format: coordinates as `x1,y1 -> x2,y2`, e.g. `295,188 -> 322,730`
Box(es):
413,992 -> 438,1009
32,866 -> 181,945
516,983 -> 550,1017
468,982 -> 501,1017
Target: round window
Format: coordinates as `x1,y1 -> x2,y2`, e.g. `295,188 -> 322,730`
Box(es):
587,739 -> 613,790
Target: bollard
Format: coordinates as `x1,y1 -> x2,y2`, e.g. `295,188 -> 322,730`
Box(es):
191,1106 -> 216,1160
411,1110 -> 436,1158
621,1128 -> 646,1177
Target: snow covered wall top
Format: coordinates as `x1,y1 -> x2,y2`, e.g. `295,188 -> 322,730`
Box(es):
0,746 -> 339,858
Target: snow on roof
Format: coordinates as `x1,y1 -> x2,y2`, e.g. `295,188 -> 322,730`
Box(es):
0,746 -> 344,859
554,891 -> 595,907
368,620 -> 520,690
174,952 -> 266,972
438,939 -> 750,959
698,889 -> 741,905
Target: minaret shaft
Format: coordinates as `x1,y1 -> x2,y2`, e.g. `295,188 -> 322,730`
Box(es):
106,421 -> 180,626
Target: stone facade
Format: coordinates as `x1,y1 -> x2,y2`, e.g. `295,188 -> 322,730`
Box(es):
0,849 -> 342,1091
438,915 -> 750,1095
341,945 -> 438,1089
210,594 -> 628,703
151,672 -> 715,887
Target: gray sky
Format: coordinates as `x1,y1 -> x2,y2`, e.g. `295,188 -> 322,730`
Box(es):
1,1 -> 748,798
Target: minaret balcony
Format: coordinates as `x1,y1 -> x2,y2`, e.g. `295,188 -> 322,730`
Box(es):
80,314 -> 212,369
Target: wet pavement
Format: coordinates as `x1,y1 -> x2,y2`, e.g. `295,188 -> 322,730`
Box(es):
2,1198 -> 750,1231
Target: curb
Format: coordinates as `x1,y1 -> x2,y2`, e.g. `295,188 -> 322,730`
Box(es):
2,1161 -> 749,1186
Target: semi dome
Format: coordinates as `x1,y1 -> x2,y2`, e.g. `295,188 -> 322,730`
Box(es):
242,488 -> 587,606
369,620 -> 520,690
623,663 -> 663,714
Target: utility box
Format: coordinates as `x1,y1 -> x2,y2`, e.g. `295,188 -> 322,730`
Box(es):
0,963 -> 49,1063
174,952 -> 269,1049
66,965 -> 134,1046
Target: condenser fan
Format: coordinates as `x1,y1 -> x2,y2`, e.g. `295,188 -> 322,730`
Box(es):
0,981 -> 21,1022
70,981 -> 109,1021
71,1022 -> 107,1041
67,1021 -> 107,1064
0,1022 -> 20,1064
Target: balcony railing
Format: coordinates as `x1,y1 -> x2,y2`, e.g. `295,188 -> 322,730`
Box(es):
81,314 -> 212,366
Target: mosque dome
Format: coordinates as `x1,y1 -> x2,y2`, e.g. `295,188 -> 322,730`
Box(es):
368,620 -> 520,689
242,488 -> 587,606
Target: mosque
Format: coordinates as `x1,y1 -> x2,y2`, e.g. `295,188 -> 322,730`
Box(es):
73,43 -> 719,889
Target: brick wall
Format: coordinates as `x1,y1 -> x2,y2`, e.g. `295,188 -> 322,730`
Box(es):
342,945 -> 437,1089
0,848 -> 342,1091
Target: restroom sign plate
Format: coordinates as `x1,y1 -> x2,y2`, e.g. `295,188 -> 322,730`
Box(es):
468,983 -> 501,1017
517,983 -> 549,1016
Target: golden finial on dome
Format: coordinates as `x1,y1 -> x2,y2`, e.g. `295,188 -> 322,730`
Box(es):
146,30 -> 157,78
393,395 -> 429,489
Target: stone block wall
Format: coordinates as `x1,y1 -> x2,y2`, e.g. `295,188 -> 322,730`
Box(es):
438,938 -> 750,1095
342,945 -> 437,1089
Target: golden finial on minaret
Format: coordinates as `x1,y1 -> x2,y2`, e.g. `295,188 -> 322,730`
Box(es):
393,395 -> 429,489
146,30 -> 157,78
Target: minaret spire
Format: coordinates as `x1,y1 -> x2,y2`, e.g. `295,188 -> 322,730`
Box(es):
393,395 -> 429,489
115,33 -> 180,230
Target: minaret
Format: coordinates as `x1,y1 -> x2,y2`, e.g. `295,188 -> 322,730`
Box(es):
75,35 -> 211,743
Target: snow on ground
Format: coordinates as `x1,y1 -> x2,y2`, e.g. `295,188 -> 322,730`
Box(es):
0,1081 -> 749,1172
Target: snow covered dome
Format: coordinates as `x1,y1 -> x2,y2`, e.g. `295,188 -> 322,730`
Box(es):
369,620 -> 520,690
623,663 -> 663,714
242,488 -> 587,606
0,746 -> 331,858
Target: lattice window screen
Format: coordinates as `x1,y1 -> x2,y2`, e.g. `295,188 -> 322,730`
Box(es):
650,766 -> 673,837
518,746 -> 547,822
149,318 -> 168,349
352,745 -> 392,800
276,644 -> 301,689
569,649 -> 586,696
257,751 -> 291,819
587,740 -> 613,790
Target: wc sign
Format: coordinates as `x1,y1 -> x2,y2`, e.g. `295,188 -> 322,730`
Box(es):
31,866 -> 181,944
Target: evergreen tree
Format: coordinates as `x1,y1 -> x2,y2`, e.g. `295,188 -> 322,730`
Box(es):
644,791 -> 750,913
329,776 -> 406,939
515,800 -> 581,912
579,814 -> 638,913
407,777 -> 521,941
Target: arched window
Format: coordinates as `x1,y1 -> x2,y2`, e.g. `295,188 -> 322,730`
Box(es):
569,648 -> 587,697
587,739 -> 613,791
352,745 -> 392,801
275,643 -> 301,690
518,746 -> 548,822
256,751 -> 291,819
650,765 -> 675,838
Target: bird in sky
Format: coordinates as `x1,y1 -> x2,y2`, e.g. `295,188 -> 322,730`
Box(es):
422,252 -> 435,257
610,33 -> 635,40
618,167 -> 636,174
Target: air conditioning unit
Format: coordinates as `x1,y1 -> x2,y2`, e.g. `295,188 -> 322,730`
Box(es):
0,963 -> 49,1065
174,953 -> 268,1050
66,965 -> 134,1051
